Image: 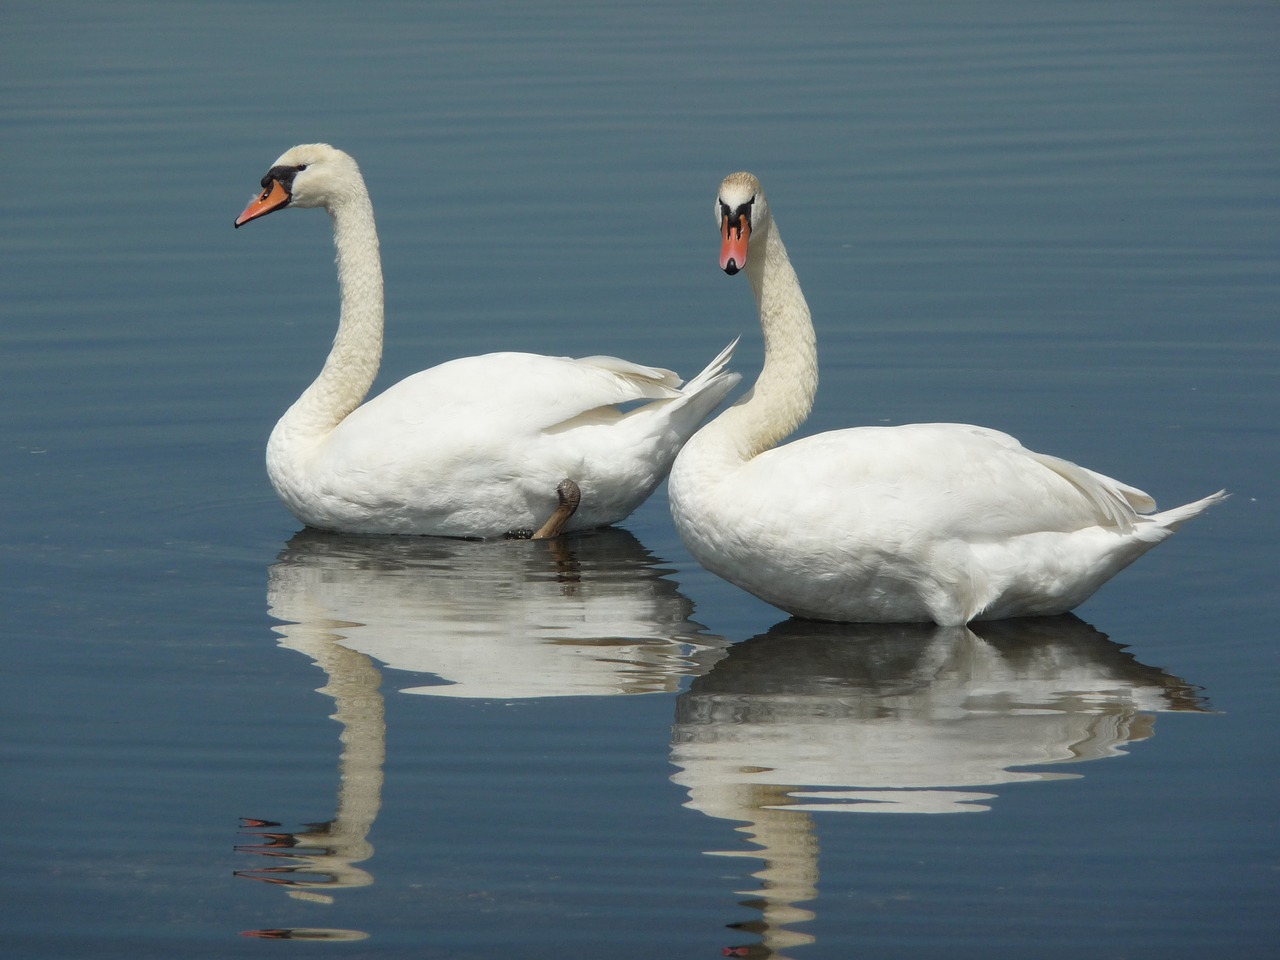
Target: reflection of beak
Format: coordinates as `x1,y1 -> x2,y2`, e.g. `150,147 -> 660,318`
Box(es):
234,867 -> 297,884
240,928 -> 370,941
234,178 -> 291,228
720,213 -> 751,274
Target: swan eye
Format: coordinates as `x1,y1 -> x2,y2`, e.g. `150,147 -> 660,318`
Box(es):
296,164 -> 308,172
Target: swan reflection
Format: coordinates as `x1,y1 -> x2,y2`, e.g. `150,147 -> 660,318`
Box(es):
670,616 -> 1207,957
238,528 -> 724,935
266,527 -> 726,699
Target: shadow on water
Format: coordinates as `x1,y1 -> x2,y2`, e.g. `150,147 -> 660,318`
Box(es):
237,529 -> 1206,953
670,616 -> 1209,958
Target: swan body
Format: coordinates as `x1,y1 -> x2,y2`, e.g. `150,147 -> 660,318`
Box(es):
235,144 -> 739,537
668,172 -> 1225,625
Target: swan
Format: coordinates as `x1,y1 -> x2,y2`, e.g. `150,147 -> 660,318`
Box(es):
667,171 -> 1226,625
234,144 -> 739,537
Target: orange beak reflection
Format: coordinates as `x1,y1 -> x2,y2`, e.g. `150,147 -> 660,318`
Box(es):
234,178 -> 291,228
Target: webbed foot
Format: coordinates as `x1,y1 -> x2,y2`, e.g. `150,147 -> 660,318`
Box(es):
531,479 -> 582,540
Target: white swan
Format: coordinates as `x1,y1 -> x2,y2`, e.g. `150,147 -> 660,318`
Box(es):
668,171 -> 1225,625
234,144 -> 739,538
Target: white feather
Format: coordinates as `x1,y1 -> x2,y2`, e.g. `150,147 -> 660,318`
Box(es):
238,144 -> 740,537
669,172 -> 1224,625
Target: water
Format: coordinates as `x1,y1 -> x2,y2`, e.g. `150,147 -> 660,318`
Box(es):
2,2 -> 1276,957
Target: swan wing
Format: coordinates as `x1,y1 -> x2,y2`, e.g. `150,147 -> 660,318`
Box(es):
949,424 -> 1156,530
749,423 -> 1152,540
346,351 -> 682,435
571,354 -> 685,394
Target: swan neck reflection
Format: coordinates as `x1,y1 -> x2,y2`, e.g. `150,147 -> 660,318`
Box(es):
236,614 -> 386,922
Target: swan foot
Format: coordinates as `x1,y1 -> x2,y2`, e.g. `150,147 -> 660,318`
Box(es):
532,479 -> 582,539
503,479 -> 582,540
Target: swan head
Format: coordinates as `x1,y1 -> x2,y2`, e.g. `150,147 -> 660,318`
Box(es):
234,143 -> 363,227
716,171 -> 766,275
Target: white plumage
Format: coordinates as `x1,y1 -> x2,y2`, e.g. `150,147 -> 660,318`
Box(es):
235,144 -> 738,537
669,171 -> 1224,625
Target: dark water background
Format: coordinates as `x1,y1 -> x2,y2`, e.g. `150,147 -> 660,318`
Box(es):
2,3 -> 1276,957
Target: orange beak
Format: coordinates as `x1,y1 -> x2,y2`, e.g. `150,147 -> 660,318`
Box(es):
234,178 -> 291,228
720,212 -> 751,274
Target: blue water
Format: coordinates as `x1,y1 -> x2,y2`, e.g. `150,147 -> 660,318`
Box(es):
2,2 -> 1276,957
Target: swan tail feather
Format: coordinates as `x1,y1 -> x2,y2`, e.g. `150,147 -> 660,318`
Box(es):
1148,489 -> 1228,533
1035,451 -> 1225,537
576,340 -> 739,406
672,338 -> 741,425
680,337 -> 740,392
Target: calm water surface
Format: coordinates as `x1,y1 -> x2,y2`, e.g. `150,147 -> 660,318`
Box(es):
2,3 -> 1276,957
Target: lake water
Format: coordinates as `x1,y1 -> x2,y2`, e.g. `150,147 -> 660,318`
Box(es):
2,2 -> 1276,957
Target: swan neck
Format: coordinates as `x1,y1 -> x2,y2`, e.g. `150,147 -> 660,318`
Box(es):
719,215 -> 818,460
279,185 -> 384,442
